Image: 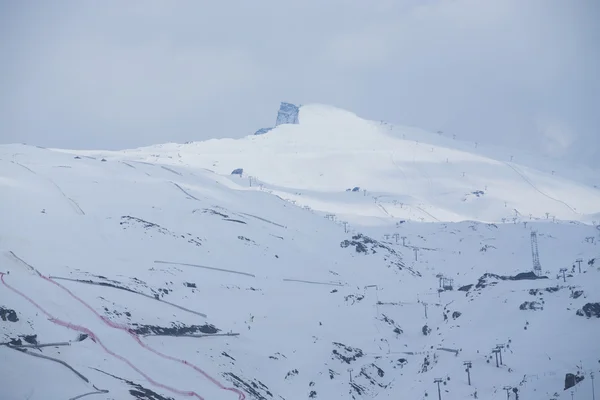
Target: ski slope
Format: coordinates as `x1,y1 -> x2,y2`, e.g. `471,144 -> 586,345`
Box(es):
55,104 -> 600,226
1,104 -> 599,400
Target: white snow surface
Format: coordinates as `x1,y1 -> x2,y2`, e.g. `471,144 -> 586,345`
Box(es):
1,104 -> 599,400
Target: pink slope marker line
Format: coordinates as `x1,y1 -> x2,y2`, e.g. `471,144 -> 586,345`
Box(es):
0,273 -> 204,400
43,274 -> 245,400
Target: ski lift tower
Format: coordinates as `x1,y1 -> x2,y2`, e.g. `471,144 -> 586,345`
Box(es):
531,231 -> 542,276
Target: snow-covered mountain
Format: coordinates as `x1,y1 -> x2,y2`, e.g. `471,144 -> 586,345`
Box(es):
1,104 -> 599,400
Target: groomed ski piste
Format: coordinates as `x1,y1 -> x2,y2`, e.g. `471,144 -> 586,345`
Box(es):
1,103 -> 599,400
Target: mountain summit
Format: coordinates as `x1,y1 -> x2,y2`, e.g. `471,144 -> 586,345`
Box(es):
118,103 -> 600,225
254,102 -> 300,135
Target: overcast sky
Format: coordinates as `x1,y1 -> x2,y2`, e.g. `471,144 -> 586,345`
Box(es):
1,1 -> 598,166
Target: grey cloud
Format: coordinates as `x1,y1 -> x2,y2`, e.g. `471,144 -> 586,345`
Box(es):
0,0 -> 598,166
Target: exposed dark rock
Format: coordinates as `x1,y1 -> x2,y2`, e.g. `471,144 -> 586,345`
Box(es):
224,372 -> 272,400
120,216 -> 202,246
332,342 -> 364,364
275,102 -> 300,126
420,355 -> 432,373
254,128 -> 273,136
379,314 -> 403,335
458,284 -> 473,292
452,311 -> 462,319
359,364 -> 388,388
570,290 -> 583,299
422,325 -> 432,336
21,335 -> 37,345
513,272 -> 546,280
231,168 -> 244,176
285,369 -> 299,380
565,373 -> 584,390
93,368 -> 174,400
576,303 -> 600,318
222,352 -> 236,362
480,244 -> 497,252
339,234 -> 419,276
350,382 -> 366,397
344,294 -> 364,304
268,352 -> 286,361
0,307 -> 18,322
519,301 -> 543,311
475,272 -> 547,289
131,323 -> 219,336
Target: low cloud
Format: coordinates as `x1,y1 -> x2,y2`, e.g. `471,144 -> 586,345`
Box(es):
536,116 -> 576,157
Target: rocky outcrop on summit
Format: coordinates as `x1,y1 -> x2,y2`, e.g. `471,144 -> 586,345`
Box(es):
254,102 -> 300,135
254,127 -> 273,135
275,102 -> 300,126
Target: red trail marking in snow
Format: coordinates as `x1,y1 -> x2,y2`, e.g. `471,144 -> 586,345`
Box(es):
1,272 -> 245,400
44,275 -> 245,400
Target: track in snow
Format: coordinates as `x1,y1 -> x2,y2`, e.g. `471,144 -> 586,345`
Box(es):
48,179 -> 86,215
10,161 -> 85,215
1,266 -> 246,400
162,166 -> 183,176
49,275 -> 207,318
504,162 -> 578,214
377,203 -> 392,218
171,182 -> 202,201
0,273 -> 207,400
282,278 -> 344,287
120,161 -> 136,169
239,213 -> 286,229
154,260 -> 256,278
5,344 -> 92,384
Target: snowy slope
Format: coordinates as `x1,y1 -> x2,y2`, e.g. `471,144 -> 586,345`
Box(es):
1,104 -> 600,400
56,104 -> 600,226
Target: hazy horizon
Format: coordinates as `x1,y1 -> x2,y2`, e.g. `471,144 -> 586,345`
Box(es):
1,1 -> 598,167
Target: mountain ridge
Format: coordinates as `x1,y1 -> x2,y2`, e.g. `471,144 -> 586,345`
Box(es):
36,103 -> 600,226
